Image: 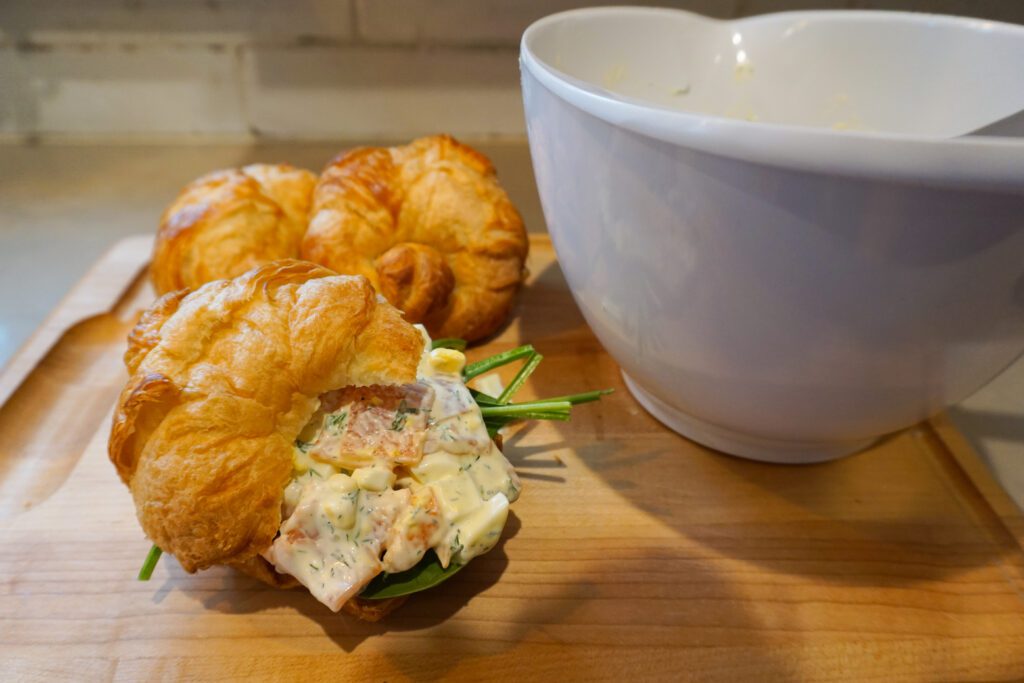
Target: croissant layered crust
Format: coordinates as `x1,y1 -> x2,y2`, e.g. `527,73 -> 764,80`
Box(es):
302,135 -> 529,342
108,260 -> 423,573
152,163 -> 317,295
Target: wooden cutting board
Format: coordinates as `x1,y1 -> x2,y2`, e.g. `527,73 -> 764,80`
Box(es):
1,235 -> 1023,682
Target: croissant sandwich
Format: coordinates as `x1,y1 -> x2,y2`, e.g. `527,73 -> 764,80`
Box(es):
111,258 -> 607,619
109,259 -> 533,621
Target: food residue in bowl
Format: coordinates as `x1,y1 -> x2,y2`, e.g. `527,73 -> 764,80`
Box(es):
733,59 -> 755,82
824,92 -> 868,131
603,63 -> 628,89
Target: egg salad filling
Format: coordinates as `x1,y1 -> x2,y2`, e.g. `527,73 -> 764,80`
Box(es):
262,333 -> 521,612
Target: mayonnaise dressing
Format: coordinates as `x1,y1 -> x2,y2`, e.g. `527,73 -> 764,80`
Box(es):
265,330 -> 521,612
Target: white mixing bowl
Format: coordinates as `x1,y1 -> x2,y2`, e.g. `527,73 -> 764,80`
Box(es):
520,7 -> 1024,463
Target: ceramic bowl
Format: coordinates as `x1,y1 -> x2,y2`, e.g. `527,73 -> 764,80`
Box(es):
520,7 -> 1024,463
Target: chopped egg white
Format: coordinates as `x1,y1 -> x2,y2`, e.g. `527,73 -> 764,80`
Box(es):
471,372 -> 505,399
353,463 -> 395,492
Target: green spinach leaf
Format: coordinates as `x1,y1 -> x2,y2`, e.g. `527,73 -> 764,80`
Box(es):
359,551 -> 464,600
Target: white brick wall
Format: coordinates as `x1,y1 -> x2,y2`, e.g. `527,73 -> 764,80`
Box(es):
355,0 -> 737,46
0,0 -> 1021,140
1,0 -> 354,46
6,45 -> 246,136
844,0 -> 1024,22
242,45 -> 523,138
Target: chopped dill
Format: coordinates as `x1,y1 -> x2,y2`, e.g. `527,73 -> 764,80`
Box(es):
391,399 -> 419,431
326,411 -> 348,432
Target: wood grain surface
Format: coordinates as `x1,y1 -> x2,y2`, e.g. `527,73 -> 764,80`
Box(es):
1,236 -> 1023,682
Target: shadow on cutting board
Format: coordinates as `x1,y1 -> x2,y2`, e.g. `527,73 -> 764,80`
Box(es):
382,549 -> 793,682
516,258 -> 1012,591
580,431 -> 1015,584
168,517 -> 526,647
497,257 -> 1024,675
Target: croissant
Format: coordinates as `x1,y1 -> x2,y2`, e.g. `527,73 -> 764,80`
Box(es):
110,260 -> 523,621
151,164 -> 316,294
303,135 -> 529,342
109,260 -> 424,619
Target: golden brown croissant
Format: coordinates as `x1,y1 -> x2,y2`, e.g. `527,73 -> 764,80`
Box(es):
302,135 -> 529,342
151,164 -> 316,295
109,259 -> 422,573
110,259 -> 528,621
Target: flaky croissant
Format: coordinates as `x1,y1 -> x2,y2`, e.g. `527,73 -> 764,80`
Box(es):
149,136 -> 528,344
151,164 -> 316,294
303,135 -> 529,342
108,260 -> 423,618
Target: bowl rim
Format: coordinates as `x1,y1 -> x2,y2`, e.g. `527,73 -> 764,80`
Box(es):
520,6 -> 1024,190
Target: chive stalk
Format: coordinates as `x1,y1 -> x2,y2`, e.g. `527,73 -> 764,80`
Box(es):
497,351 -> 544,404
463,345 -> 535,381
484,411 -> 571,422
469,389 -> 501,406
138,544 -> 163,581
529,389 -> 614,405
466,345 -> 613,436
480,400 -> 572,417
